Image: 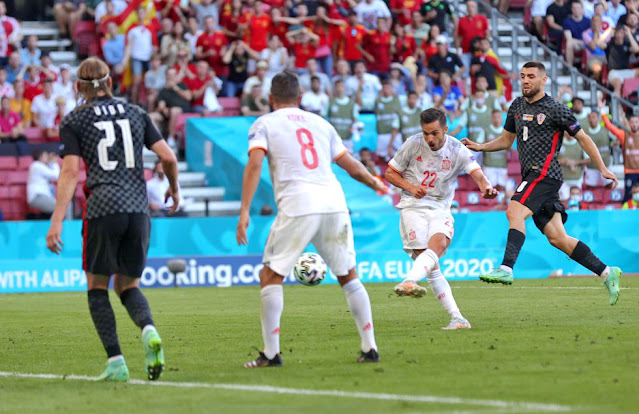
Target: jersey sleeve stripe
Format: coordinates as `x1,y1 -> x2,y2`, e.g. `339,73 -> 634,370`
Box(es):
248,146 -> 268,155
520,131 -> 560,204
387,163 -> 403,174
468,167 -> 482,176
333,149 -> 348,162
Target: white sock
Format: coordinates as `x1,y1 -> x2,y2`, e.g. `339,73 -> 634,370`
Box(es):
404,249 -> 439,283
600,266 -> 611,278
500,265 -> 513,274
342,279 -> 377,352
427,269 -> 462,319
260,284 -> 283,359
107,355 -> 124,363
141,324 -> 156,335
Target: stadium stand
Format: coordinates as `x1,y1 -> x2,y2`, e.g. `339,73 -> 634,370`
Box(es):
0,0 -> 635,221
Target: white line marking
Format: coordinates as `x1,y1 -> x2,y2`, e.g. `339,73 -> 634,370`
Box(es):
0,371 -> 571,412
452,286 -> 631,290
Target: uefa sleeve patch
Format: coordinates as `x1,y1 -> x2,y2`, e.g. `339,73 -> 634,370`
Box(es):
569,122 -> 580,131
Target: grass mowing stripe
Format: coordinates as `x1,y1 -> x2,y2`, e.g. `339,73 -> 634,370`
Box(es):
0,371 -> 572,412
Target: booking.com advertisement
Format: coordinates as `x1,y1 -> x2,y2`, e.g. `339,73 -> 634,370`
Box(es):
0,251 -> 505,294
0,210 -> 636,294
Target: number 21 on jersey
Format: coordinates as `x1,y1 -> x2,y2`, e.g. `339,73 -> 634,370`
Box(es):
95,120 -> 135,171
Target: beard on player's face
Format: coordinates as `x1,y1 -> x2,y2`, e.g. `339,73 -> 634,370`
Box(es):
521,84 -> 540,98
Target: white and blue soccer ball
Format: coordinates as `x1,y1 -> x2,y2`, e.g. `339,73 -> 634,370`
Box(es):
293,252 -> 327,286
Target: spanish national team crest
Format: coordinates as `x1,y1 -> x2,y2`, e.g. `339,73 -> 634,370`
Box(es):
442,158 -> 451,171
408,230 -> 416,241
537,113 -> 546,125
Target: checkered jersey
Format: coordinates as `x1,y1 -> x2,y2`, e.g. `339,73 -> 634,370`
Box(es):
504,94 -> 581,182
59,96 -> 163,219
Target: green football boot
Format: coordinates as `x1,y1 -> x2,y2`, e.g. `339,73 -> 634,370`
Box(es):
479,267 -> 514,285
97,358 -> 129,382
603,267 -> 622,306
142,327 -> 165,380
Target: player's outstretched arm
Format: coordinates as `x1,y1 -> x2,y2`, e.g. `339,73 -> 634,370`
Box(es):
237,148 -> 266,245
574,129 -> 619,189
336,152 -> 388,193
150,140 -> 180,215
461,130 -> 516,152
46,155 -> 80,254
470,168 -> 499,199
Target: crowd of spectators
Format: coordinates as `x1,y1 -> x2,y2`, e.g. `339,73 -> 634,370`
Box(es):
526,0 -> 639,91
0,0 -> 636,220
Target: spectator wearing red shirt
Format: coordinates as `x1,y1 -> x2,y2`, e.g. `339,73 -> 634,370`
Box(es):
155,0 -> 187,23
390,0 -> 422,26
183,60 -> 220,116
392,22 -> 418,64
454,0 -> 489,77
363,18 -> 392,77
286,28 -> 319,75
243,1 -> 272,53
173,45 -> 197,82
0,96 -> 24,143
221,0 -> 244,40
339,11 -> 368,68
312,5 -> 346,75
270,8 -> 291,49
196,15 -> 229,78
21,65 -> 56,102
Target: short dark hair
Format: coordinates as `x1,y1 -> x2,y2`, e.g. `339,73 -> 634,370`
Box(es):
420,108 -> 447,127
270,71 -> 300,103
310,75 -> 320,82
408,90 -> 417,97
32,149 -> 47,161
381,78 -> 391,86
522,61 -> 546,73
572,97 -> 584,105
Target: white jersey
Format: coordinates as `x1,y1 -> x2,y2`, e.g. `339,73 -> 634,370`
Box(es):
389,134 -> 480,210
248,107 -> 349,217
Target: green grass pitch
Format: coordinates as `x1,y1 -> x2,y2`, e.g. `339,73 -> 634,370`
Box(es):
1,277 -> 638,413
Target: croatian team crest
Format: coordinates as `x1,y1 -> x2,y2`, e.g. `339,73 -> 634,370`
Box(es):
537,113 -> 546,125
442,159 -> 451,171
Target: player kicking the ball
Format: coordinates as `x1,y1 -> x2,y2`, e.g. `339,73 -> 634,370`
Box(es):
462,61 -> 622,306
236,71 -> 388,367
386,108 -> 498,330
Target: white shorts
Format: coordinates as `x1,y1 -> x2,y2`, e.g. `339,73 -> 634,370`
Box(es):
376,133 -> 402,159
531,0 -> 550,16
559,178 -> 583,200
608,69 -> 638,83
483,166 -> 508,189
399,207 -> 454,256
263,212 -> 356,277
584,167 -> 614,187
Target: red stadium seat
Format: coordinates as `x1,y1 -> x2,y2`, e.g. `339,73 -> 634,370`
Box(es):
218,97 -> 241,116
605,188 -> 624,203
7,171 -> 28,185
74,21 -> 101,58
23,127 -> 46,143
9,185 -> 26,201
622,78 -> 639,99
18,156 -> 32,170
0,186 -> 9,199
507,161 -> 520,175
0,156 -> 17,170
457,174 -> 474,191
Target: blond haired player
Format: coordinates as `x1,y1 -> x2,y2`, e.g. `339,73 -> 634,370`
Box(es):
236,71 -> 388,367
386,108 -> 498,330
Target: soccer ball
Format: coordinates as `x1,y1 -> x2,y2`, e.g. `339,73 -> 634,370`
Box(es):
293,252 -> 327,286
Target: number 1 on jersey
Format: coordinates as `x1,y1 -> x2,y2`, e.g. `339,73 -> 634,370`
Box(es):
296,128 -> 318,169
95,120 -> 135,171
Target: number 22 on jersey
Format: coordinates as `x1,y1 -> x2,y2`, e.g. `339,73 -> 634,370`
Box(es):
296,128 -> 318,169
95,120 -> 135,171
421,170 -> 437,188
